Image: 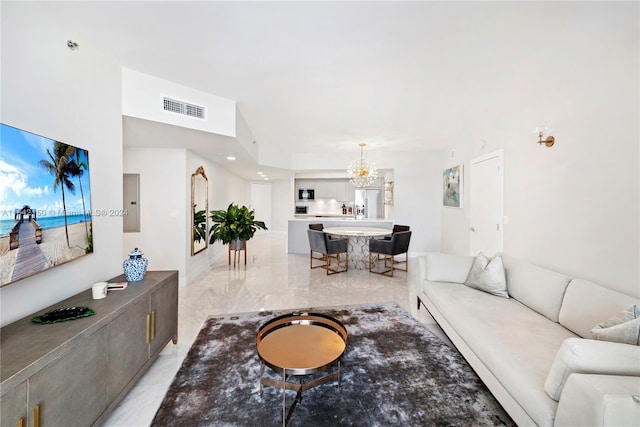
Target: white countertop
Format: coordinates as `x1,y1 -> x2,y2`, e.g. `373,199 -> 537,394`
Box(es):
323,226 -> 392,237
290,217 -> 388,222
294,214 -> 355,218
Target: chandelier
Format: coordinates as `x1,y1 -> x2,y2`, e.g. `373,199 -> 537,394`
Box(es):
347,143 -> 378,188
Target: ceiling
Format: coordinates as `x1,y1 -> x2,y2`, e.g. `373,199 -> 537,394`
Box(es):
41,1 -> 615,179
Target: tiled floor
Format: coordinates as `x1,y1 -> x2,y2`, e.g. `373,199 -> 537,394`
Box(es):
103,233 -> 446,426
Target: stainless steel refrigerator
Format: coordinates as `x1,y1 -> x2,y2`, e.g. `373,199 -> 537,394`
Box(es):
355,189 -> 383,219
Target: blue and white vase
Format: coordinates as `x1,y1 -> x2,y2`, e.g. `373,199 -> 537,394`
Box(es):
123,248 -> 148,282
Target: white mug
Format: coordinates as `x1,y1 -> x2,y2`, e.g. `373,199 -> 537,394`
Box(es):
91,282 -> 108,299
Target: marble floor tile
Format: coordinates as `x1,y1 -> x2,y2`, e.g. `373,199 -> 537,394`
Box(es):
102,233 -> 447,426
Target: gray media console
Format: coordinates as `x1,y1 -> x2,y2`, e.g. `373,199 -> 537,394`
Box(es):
0,270 -> 178,427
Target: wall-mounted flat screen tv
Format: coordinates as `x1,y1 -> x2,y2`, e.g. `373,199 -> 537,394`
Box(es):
1,123 -> 93,287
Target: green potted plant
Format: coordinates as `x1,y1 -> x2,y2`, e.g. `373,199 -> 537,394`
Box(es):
208,203 -> 268,250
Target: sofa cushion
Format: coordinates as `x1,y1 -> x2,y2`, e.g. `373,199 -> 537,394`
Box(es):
422,280 -> 576,426
502,256 -> 571,322
424,252 -> 475,283
591,305 -> 640,345
544,337 -> 640,401
464,252 -> 509,298
559,278 -> 640,338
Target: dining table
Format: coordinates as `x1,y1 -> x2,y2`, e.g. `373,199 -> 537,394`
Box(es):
322,226 -> 392,270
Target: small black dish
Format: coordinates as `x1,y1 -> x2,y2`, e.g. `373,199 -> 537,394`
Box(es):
32,306 -> 95,324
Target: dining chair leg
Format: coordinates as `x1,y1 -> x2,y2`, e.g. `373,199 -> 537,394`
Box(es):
325,251 -> 348,275
310,251 -> 328,269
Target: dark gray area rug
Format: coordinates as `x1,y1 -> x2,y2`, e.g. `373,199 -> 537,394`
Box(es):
152,303 -> 514,427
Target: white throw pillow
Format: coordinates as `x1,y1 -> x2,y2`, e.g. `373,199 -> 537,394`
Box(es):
590,305 -> 640,346
464,252 -> 509,298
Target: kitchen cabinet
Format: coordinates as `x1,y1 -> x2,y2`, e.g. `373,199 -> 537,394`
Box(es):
334,180 -> 355,202
344,181 -> 356,202
0,271 -> 178,427
334,181 -> 345,201
294,179 -> 357,202
315,180 -> 337,199
296,179 -> 314,191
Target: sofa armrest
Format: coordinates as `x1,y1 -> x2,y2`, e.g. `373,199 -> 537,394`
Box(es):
419,252 -> 475,284
544,337 -> 640,401
555,374 -> 640,427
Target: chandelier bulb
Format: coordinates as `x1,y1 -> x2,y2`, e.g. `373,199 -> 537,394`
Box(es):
347,143 -> 377,188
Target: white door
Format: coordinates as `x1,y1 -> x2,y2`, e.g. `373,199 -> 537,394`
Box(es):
469,150 -> 504,256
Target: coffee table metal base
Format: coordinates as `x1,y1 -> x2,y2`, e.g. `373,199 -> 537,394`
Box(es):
256,312 -> 347,426
259,362 -> 341,426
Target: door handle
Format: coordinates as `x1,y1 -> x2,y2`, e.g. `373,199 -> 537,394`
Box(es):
469,227 -> 475,232
145,314 -> 151,344
150,309 -> 156,341
33,404 -> 40,427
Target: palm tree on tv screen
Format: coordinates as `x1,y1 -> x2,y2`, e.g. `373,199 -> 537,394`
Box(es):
39,141 -> 76,247
71,147 -> 90,241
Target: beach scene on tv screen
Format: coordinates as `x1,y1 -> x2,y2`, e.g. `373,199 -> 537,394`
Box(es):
0,123 -> 93,286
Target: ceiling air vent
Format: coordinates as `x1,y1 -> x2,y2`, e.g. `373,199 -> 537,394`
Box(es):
162,97 -> 206,119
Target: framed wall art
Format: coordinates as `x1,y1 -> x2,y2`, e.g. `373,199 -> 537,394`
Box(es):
443,165 -> 463,208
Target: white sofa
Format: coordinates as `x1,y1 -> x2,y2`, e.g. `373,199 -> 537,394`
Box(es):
417,252 -> 640,427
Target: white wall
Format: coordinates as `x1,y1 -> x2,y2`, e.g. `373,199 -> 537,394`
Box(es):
250,182 -> 272,231
0,2 -> 123,326
122,68 -> 236,137
123,148 -> 187,284
392,151 -> 442,257
270,179 -> 294,234
440,4 -> 639,298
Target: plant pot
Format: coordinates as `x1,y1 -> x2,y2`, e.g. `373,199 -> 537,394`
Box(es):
229,239 -> 246,251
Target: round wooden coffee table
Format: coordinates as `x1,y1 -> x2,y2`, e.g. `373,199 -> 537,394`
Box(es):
256,312 -> 348,426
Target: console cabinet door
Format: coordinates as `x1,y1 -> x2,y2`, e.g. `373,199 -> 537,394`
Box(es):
107,296 -> 150,402
0,381 -> 27,427
28,328 -> 108,427
150,279 -> 178,356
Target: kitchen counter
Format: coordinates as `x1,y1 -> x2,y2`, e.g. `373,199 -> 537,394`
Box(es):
293,214 -> 356,219
287,218 -> 393,254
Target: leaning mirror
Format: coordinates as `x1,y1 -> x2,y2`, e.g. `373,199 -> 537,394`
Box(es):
191,166 -> 208,255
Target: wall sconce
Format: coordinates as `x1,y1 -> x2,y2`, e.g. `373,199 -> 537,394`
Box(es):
535,127 -> 555,147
